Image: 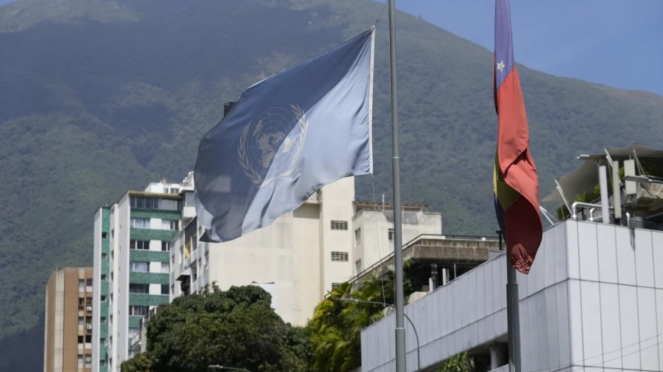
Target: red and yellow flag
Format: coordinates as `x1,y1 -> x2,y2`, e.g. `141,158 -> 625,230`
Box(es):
493,0 -> 542,274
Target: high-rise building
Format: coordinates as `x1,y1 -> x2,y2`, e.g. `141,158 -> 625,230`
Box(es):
44,267 -> 94,372
92,174 -> 195,372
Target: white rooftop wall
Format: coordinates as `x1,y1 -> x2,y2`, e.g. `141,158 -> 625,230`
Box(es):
361,221 -> 663,372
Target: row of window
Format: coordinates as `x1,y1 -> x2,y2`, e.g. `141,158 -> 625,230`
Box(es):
130,197 -> 160,210
331,251 -> 349,262
331,220 -> 348,230
129,240 -> 170,251
78,279 -> 93,292
129,283 -> 169,295
130,218 -> 179,230
130,261 -> 170,273
77,355 -> 92,368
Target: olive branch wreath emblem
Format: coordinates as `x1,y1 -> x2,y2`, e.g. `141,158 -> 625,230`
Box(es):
238,105 -> 309,186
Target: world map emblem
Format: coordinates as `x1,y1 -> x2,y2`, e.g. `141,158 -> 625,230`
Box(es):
238,105 -> 309,186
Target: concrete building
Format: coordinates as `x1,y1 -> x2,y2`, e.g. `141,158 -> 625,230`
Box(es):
352,202 -> 442,274
361,145 -> 663,372
170,177 -> 443,327
92,174 -> 195,372
44,267 -> 94,372
350,234 -> 501,293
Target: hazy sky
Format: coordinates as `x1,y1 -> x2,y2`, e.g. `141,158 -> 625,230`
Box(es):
385,0 -> 663,96
1,0 -> 660,95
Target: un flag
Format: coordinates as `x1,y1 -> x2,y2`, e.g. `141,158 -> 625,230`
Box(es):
195,29 -> 375,242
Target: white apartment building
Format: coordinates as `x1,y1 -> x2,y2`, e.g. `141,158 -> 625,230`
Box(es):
170,177 -> 442,327
92,174 -> 195,372
352,202 -> 442,274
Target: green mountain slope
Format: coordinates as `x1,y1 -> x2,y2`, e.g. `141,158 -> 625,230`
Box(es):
1,0 -> 662,365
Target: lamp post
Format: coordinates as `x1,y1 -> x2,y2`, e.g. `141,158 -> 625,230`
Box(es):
208,365 -> 251,372
337,298 -> 420,372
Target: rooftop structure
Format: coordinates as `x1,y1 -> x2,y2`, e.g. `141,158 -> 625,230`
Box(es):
362,145 -> 663,372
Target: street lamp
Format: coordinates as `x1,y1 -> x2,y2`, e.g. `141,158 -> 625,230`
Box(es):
336,298 -> 420,372
208,365 -> 251,372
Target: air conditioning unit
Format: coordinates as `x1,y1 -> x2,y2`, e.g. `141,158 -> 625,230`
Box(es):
86,324 -> 93,330
86,306 -> 92,312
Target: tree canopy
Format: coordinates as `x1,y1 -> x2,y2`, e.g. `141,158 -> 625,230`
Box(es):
121,286 -> 312,372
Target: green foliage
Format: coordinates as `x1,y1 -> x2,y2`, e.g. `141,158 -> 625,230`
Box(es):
1,1 -> 663,366
306,262 -> 421,372
438,352 -> 475,372
121,286 -> 312,372
121,353 -> 155,372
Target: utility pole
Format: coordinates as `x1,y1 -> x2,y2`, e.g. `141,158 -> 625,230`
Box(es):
387,1 -> 406,372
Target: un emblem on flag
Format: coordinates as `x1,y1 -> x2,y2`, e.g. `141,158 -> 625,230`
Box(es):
238,105 -> 309,186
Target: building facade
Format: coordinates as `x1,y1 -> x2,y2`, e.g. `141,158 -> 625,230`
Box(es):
44,267 -> 94,372
361,220 -> 663,372
352,202 -> 442,274
92,175 -> 194,372
170,177 -> 443,327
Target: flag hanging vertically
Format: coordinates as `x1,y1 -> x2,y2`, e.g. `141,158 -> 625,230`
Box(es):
493,0 -> 542,274
195,28 -> 375,242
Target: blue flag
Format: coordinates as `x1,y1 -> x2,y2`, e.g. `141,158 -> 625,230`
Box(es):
195,28 -> 375,242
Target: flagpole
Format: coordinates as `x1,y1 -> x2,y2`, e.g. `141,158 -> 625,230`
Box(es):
506,254 -> 521,372
387,1 -> 407,372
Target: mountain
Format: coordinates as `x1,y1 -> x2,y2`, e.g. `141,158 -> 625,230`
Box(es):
1,0 -> 663,367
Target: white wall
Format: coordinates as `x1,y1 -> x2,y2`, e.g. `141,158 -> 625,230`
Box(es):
353,210 -> 441,274
361,221 -> 663,372
319,177 -> 356,294
92,209 -> 102,372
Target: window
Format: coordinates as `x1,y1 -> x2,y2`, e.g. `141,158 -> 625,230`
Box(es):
331,251 -> 349,262
78,336 -> 84,344
331,283 -> 341,290
161,262 -> 170,273
161,241 -> 170,251
86,335 -> 92,343
78,317 -> 84,325
100,360 -> 106,367
130,218 -> 150,228
356,260 -> 362,273
162,220 -> 179,230
86,278 -> 93,290
101,317 -> 107,324
85,354 -> 92,367
102,232 -> 108,239
78,298 -> 84,310
130,262 -> 149,272
331,220 -> 348,230
129,327 -> 140,338
101,253 -> 107,260
86,316 -> 92,324
129,284 -> 149,293
388,228 -> 394,242
161,284 -> 169,295
130,240 -> 150,250
101,274 -> 107,280
355,228 -> 361,245
169,187 -> 180,194
78,279 -> 84,292
86,297 -> 92,306
78,355 -> 83,368
131,197 -> 159,209
129,306 -> 148,316
101,295 -> 106,302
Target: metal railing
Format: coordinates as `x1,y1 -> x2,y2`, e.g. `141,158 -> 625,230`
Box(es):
346,233 -> 499,284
